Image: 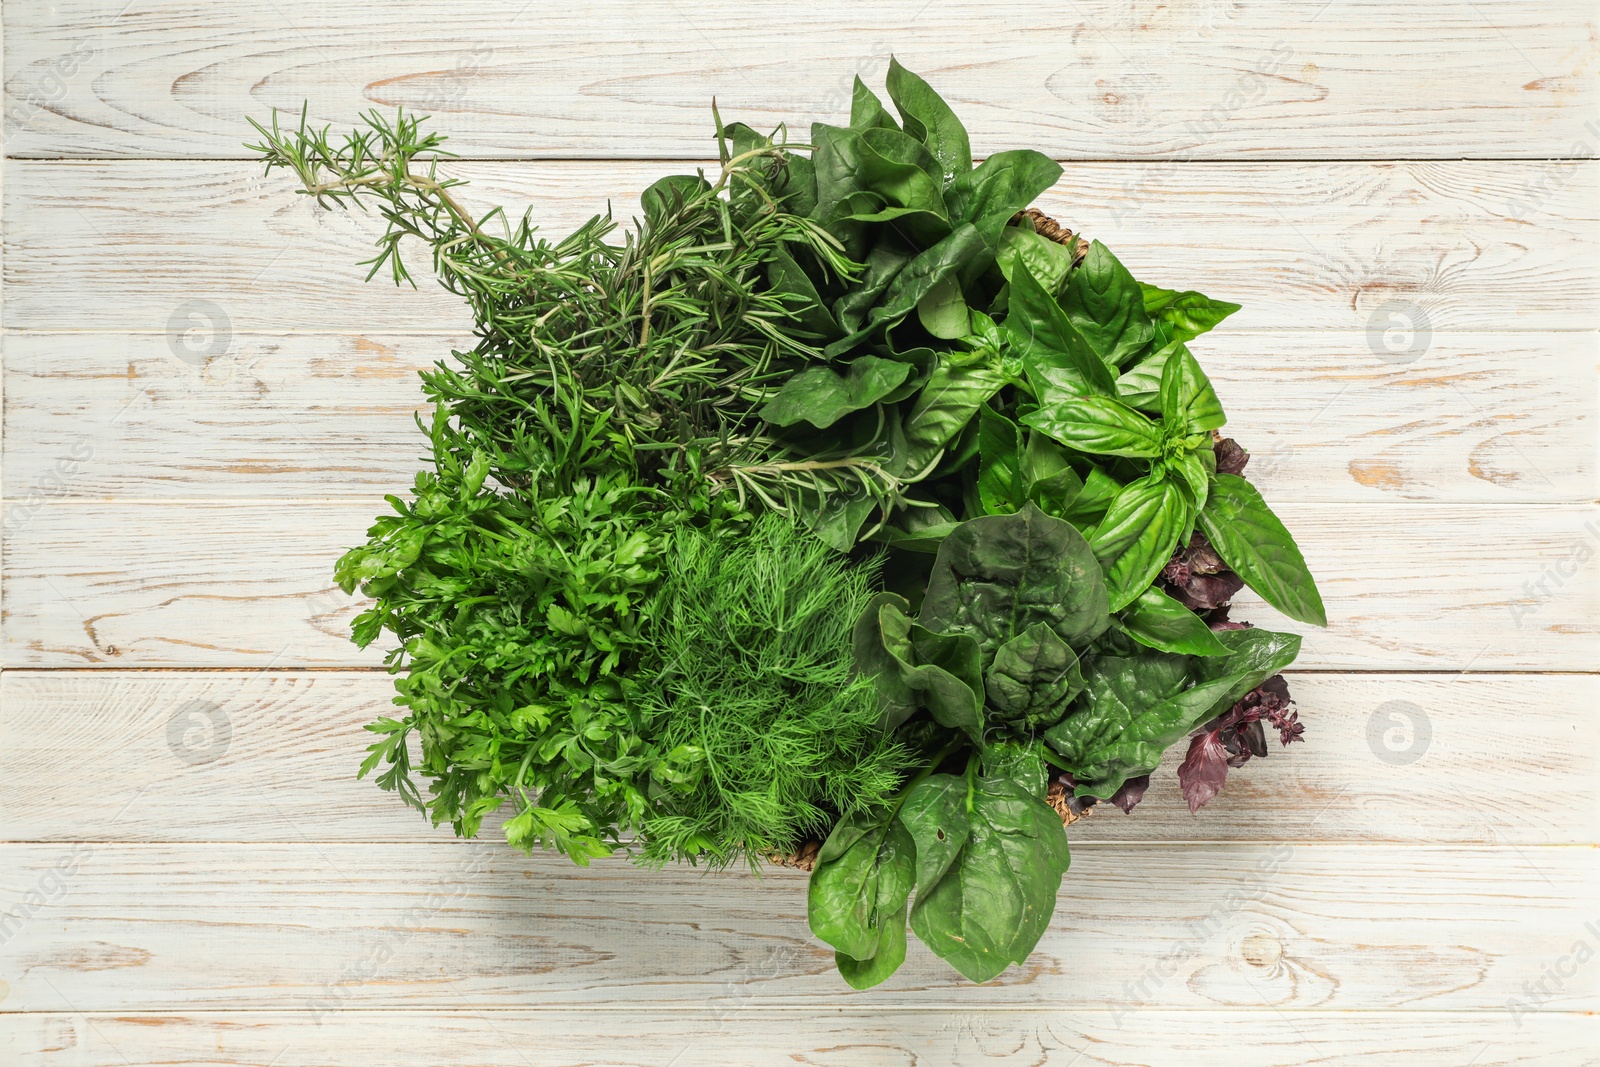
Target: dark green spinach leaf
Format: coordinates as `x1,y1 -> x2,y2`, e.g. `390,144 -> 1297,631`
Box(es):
920,504 -> 1111,657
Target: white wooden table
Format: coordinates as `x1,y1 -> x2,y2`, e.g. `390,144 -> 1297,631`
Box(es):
2,3 -> 1597,1064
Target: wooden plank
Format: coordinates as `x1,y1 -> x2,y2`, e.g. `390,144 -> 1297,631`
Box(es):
0,842 -> 1593,1011
5,330 -> 1593,503
1,670 -> 1591,847
4,1 -> 1597,160
4,502 -> 1596,670
3,1010 -> 1595,1066
3,159 -> 1595,333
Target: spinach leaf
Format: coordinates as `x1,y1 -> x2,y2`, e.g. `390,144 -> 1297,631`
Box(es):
640,173 -> 713,223
1198,474 -> 1327,626
853,591 -> 984,735
870,223 -> 991,330
1005,262 -> 1117,400
885,56 -> 972,185
850,76 -> 900,132
766,242 -> 841,340
1021,395 -> 1162,458
1141,284 -> 1242,343
898,773 -> 971,890
920,503 -> 1110,657
909,767 -> 1071,983
909,623 -> 988,739
1046,626 -> 1301,797
977,406 -> 1026,514
917,273 -> 972,339
1089,474 -> 1190,611
1117,585 -> 1231,657
944,150 -> 1063,244
895,353 -> 1006,478
1159,345 -> 1226,434
832,239 -> 912,335
1062,240 -> 1155,367
997,226 -> 1075,292
808,806 -> 916,962
985,621 -> 1085,729
835,900 -> 907,989
804,489 -> 879,553
760,357 -> 912,428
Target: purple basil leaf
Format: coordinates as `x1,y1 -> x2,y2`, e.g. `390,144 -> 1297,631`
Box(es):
1179,730 -> 1230,813
1213,436 -> 1249,476
1108,773 -> 1150,814
1240,718 -> 1269,758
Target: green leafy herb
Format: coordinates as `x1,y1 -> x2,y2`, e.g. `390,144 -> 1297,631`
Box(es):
252,58 -> 1324,992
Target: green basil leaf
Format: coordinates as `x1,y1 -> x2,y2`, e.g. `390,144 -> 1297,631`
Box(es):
1058,464 -> 1121,529
1115,340 -> 1181,413
916,273 -> 972,339
1117,585 -> 1231,657
919,503 -> 1111,658
985,621 -> 1085,729
1159,345 -> 1226,433
977,407 -> 1026,514
1062,240 -> 1155,368
968,308 -> 1003,350
996,226 -> 1075,293
1199,474 -> 1327,626
1170,452 -> 1210,514
943,150 -> 1063,244
835,899 -> 907,989
1141,283 -> 1242,343
1020,395 -> 1161,458
885,57 -> 973,184
1005,262 -> 1117,400
850,76 -> 900,132
898,773 -> 971,890
1020,430 -> 1084,514
909,771 -> 1070,983
809,808 -> 916,962
759,356 -> 912,428
1089,475 -> 1190,611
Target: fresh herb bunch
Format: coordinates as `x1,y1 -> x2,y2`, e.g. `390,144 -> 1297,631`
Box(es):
639,514 -> 910,867
247,105 -> 897,867
250,58 -> 1326,989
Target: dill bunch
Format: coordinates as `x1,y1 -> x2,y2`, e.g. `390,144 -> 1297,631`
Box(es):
639,513 -> 911,868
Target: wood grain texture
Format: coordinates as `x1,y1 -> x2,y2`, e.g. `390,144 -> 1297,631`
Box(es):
4,159 -> 1596,333
1,841 -> 1594,1013
4,1010 -> 1596,1067
4,1 -> 1597,160
6,330 -> 1594,503
4,670 -> 1589,846
5,502 -> 1597,670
